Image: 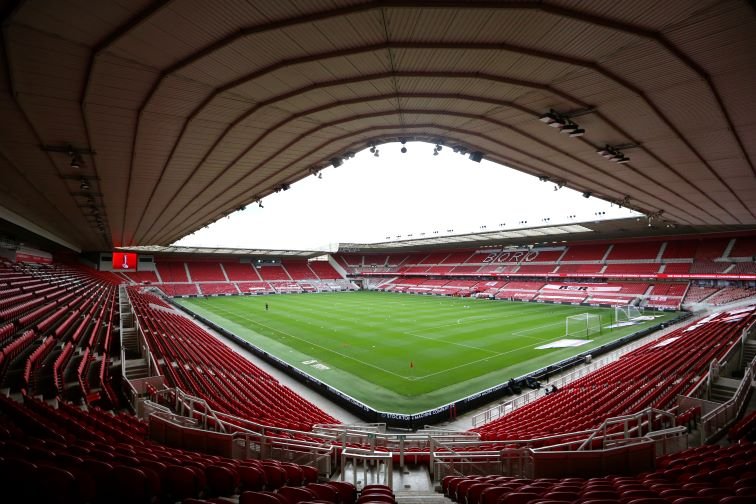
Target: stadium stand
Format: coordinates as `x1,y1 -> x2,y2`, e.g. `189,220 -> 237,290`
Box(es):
122,271 -> 160,284
187,262 -> 226,282
0,255 -> 754,501
706,287 -> 756,306
606,241 -> 663,261
282,261 -> 318,280
440,441 -> 756,503
155,261 -> 189,283
683,286 -> 722,305
129,287 -> 337,429
221,262 -> 261,281
559,244 -> 608,262
472,307 -> 755,441
198,283 -> 239,295
308,261 -> 341,279
256,265 -> 292,281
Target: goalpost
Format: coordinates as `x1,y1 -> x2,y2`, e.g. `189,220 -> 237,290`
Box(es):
615,305 -> 642,324
565,313 -> 601,338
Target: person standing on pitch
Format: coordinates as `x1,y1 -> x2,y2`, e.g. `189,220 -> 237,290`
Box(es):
265,303 -> 269,311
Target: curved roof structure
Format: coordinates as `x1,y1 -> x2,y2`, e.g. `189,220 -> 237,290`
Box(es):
1,0 -> 754,252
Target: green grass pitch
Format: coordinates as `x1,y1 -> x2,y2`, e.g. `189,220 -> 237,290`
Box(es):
177,292 -> 681,414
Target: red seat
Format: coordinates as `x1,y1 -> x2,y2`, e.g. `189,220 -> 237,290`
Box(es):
306,482 -> 340,503
36,465 -> 77,503
326,481 -> 357,504
205,464 -> 239,497
240,491 -> 290,504
164,465 -> 201,501
239,465 -> 268,491
501,493 -> 540,504
721,497 -> 756,504
278,486 -> 318,504
110,466 -> 151,504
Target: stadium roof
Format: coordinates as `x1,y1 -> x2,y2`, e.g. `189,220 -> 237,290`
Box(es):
1,0 -> 755,252
121,245 -> 320,257
115,217 -> 756,257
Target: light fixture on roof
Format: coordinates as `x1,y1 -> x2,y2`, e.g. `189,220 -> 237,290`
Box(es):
330,157 -> 343,167
560,121 -> 585,137
539,109 -> 586,138
538,110 -> 564,127
257,200 -> 263,208
80,178 -> 90,191
70,154 -> 83,169
469,151 -> 483,163
597,144 -> 632,164
400,138 -> 407,154
582,191 -> 591,199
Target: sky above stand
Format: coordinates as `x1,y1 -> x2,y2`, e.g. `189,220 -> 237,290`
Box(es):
173,141 -> 639,251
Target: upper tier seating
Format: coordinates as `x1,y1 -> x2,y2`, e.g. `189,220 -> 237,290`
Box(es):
221,262 -> 261,281
256,266 -> 291,281
129,288 -> 337,430
606,241 -> 662,261
186,262 -> 226,282
663,263 -> 692,274
282,262 -> 317,280
155,262 -> 189,283
465,252 -> 497,263
123,271 -> 160,283
729,236 -> 756,258
418,253 -> 450,265
695,238 -> 731,259
442,252 -> 474,263
662,239 -> 699,259
473,307 -> 755,441
560,244 -> 608,262
308,261 -> 341,279
362,254 -> 388,266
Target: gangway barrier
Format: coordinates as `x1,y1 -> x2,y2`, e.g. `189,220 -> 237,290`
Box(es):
340,447 -> 393,489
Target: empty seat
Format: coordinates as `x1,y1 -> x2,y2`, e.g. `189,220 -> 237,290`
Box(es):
205,464 -> 239,497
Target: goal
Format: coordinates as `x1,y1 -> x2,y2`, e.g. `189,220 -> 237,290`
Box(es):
615,305 -> 642,324
565,313 -> 601,338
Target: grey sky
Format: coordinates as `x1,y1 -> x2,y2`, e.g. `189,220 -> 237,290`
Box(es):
174,141 -> 638,251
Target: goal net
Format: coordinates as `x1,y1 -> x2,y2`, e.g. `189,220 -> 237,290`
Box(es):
615,305 -> 642,324
565,313 -> 601,338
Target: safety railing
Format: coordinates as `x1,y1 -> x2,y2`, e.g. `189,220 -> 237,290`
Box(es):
233,431 -> 335,475
700,354 -> 755,443
340,447 -> 393,488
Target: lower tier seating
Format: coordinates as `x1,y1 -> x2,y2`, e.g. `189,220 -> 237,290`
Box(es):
441,441 -> 756,504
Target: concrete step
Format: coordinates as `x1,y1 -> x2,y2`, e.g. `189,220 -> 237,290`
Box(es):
395,492 -> 453,504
